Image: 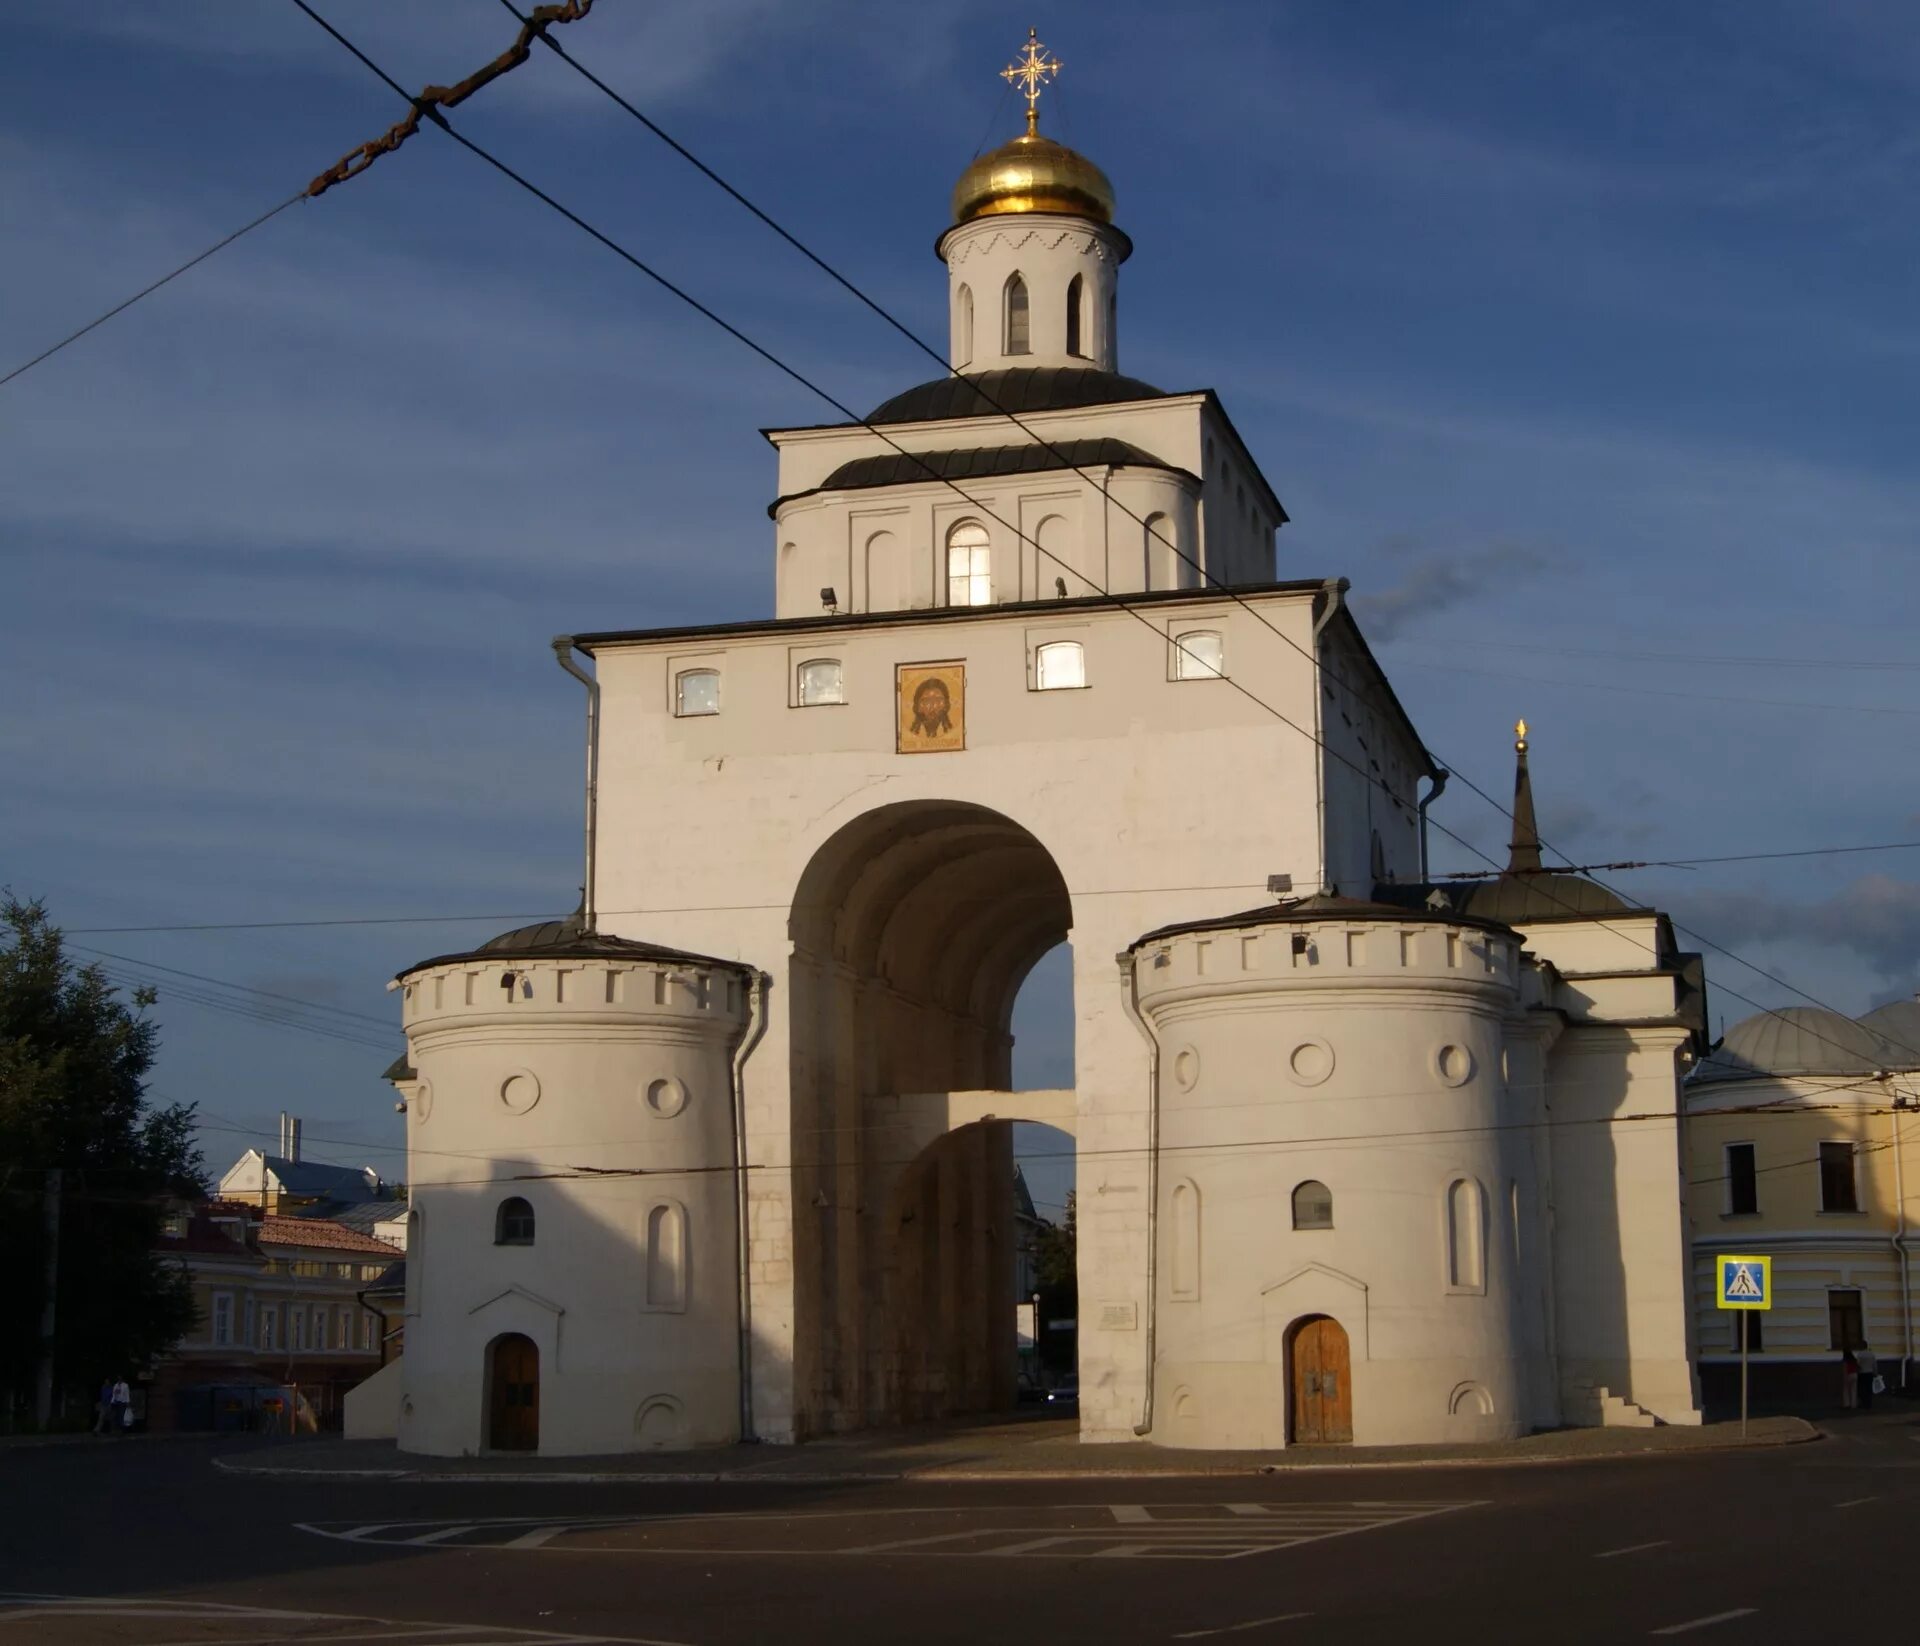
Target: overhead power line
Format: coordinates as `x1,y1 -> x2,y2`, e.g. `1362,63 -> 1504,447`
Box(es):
289,0 -> 1920,1077
0,194 -> 304,390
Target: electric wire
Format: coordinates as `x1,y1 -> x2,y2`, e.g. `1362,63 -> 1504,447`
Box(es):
0,194 -> 305,390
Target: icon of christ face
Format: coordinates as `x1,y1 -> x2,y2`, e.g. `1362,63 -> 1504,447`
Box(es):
910,677 -> 952,738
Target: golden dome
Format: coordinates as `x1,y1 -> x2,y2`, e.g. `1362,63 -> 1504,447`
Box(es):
951,132 -> 1116,227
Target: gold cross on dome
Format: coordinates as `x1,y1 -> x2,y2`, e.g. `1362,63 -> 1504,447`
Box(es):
1002,28 -> 1061,137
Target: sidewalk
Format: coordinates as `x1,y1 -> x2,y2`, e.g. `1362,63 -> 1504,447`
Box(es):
211,1410 -> 1819,1483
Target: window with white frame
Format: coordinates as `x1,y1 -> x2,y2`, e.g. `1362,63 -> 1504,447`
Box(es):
1173,629 -> 1225,680
1034,640 -> 1086,690
362,1311 -> 377,1351
211,1292 -> 233,1347
311,1306 -> 327,1349
258,1305 -> 276,1351
674,668 -> 720,717
1004,273 -> 1030,355
337,1307 -> 353,1350
290,1308 -> 306,1352
946,521 -> 991,607
797,658 -> 845,706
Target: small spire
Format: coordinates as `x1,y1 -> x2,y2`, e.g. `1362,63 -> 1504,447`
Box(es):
1508,717 -> 1542,873
1001,27 -> 1062,138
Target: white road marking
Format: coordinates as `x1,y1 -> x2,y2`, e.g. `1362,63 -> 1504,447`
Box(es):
1596,1540 -> 1672,1559
1835,1495 -> 1881,1507
1650,1609 -> 1758,1635
1173,1614 -> 1313,1640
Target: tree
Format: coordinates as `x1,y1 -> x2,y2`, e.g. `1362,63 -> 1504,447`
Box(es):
1,895 -> 203,1427
1033,1191 -> 1077,1372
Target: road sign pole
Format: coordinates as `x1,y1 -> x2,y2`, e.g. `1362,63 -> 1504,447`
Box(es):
1740,1310 -> 1748,1437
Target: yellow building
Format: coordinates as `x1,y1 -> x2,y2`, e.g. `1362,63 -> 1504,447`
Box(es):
1685,999 -> 1920,1406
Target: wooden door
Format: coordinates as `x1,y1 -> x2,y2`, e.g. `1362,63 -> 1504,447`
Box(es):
1289,1316 -> 1352,1444
488,1334 -> 539,1452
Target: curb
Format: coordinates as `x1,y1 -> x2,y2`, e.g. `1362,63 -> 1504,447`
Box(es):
211,1423 -> 1819,1485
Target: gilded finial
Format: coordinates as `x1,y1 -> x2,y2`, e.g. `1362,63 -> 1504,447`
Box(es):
1515,717 -> 1528,751
1002,27 -> 1062,138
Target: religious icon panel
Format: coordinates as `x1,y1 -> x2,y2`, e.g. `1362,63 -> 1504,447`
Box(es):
896,662 -> 966,754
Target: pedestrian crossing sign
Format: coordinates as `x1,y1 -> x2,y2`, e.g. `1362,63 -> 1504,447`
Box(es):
1716,1254 -> 1771,1310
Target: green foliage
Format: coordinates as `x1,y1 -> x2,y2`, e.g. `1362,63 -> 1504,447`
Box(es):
1033,1191 -> 1077,1373
1,894 -> 204,1417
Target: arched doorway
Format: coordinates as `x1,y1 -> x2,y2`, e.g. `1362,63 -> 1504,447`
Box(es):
788,800 -> 1074,1434
1287,1315 -> 1352,1444
487,1333 -> 539,1452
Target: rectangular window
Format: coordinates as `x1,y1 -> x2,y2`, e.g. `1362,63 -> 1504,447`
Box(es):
362,1312 -> 377,1351
337,1307 -> 353,1350
674,668 -> 721,717
291,1309 -> 306,1352
1819,1141 -> 1859,1212
1034,640 -> 1086,690
1725,1143 -> 1758,1216
258,1306 -> 277,1351
211,1293 -> 234,1347
1731,1309 -> 1764,1352
1829,1288 -> 1865,1350
312,1306 -> 329,1350
242,1296 -> 257,1348
1172,629 -> 1225,680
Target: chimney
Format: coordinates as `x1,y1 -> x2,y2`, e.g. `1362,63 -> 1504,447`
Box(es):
288,1118 -> 302,1164
277,1112 -> 289,1156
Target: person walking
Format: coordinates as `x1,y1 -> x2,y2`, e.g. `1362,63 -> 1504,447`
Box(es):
1840,1347 -> 1859,1410
108,1376 -> 132,1435
1857,1343 -> 1879,1412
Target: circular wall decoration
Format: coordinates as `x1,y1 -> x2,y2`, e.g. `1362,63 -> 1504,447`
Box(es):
499,1068 -> 541,1114
1435,1044 -> 1475,1088
645,1076 -> 689,1118
413,1083 -> 433,1123
1287,1038 -> 1335,1087
1171,1047 -> 1200,1092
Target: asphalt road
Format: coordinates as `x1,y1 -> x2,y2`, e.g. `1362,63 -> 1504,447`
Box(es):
5,1413 -> 1916,1645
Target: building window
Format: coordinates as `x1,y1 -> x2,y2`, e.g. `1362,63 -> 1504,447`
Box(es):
362,1311 -> 377,1351
1292,1179 -> 1333,1230
797,658 -> 844,706
242,1297 -> 257,1348
312,1306 -> 327,1350
955,282 -> 973,366
1004,274 -> 1030,355
496,1196 -> 536,1246
1819,1141 -> 1860,1212
1829,1288 -> 1865,1350
1446,1176 -> 1486,1291
1731,1309 -> 1763,1352
946,521 -> 991,607
211,1292 -> 233,1347
291,1309 -> 306,1352
1173,630 -> 1224,680
258,1306 -> 276,1351
1725,1142 -> 1758,1215
1034,640 -> 1085,691
337,1307 -> 353,1350
675,668 -> 720,718
1066,274 -> 1084,357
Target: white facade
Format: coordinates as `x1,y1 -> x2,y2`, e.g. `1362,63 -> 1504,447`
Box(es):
385,101 -> 1707,1455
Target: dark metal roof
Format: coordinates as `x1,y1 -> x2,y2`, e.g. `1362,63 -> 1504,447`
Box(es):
865,366 -> 1170,426
1454,872 -> 1639,924
255,1155 -> 382,1203
381,1053 -> 415,1083
397,910 -> 751,981
1131,893 -> 1516,951
771,437 -> 1187,516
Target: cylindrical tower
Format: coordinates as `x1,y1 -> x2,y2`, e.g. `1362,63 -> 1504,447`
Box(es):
388,917 -> 754,1457
938,126 -> 1131,373
1130,896 -> 1548,1449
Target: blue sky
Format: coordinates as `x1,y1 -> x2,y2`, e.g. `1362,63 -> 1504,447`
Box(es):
4,2 -> 1917,1218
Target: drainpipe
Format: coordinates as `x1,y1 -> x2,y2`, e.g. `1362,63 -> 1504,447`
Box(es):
1309,579 -> 1348,895
1417,768 -> 1450,883
1118,950 -> 1161,1438
1893,1079 -> 1915,1391
550,638 -> 599,933
730,970 -> 772,1442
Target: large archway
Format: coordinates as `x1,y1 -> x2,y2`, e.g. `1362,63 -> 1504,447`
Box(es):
788,801 -> 1074,1435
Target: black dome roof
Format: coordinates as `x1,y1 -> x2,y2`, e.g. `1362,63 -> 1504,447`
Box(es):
867,366 -> 1169,425
396,911 -> 749,980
